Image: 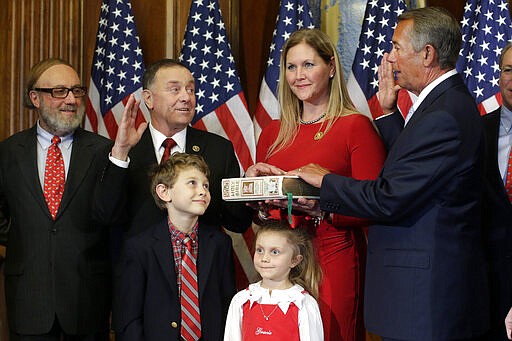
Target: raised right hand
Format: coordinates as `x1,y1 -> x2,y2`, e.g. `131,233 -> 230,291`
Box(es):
111,94 -> 148,161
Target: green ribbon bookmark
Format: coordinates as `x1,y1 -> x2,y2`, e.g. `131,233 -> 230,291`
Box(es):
287,192 -> 293,225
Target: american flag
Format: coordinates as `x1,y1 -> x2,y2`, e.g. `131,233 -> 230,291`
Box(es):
253,0 -> 315,141
85,0 -> 149,139
179,0 -> 258,288
179,0 -> 255,171
346,0 -> 413,119
456,0 -> 512,115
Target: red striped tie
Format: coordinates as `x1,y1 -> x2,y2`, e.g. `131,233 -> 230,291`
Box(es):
161,138 -> 176,164
44,136 -> 65,220
181,237 -> 201,340
505,148 -> 512,203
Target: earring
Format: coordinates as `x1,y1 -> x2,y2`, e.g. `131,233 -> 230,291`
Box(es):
329,74 -> 334,79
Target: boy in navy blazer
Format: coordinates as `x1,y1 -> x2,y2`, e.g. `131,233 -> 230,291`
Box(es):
113,153 -> 236,341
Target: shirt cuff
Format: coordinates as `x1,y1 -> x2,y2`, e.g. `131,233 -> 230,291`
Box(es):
374,111 -> 396,121
109,153 -> 130,168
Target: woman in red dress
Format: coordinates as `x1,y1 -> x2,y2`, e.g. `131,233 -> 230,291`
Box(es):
246,29 -> 386,341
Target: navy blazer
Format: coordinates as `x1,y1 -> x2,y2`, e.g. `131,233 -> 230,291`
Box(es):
320,74 -> 489,340
119,127 -> 251,239
113,220 -> 236,341
482,108 -> 512,339
0,126 -> 125,335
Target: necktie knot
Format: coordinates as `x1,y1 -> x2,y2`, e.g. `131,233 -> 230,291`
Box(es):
162,137 -> 175,149
183,236 -> 195,252
51,136 -> 61,145
161,138 -> 176,164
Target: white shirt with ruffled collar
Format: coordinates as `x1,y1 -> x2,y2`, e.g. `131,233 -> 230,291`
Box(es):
223,281 -> 323,341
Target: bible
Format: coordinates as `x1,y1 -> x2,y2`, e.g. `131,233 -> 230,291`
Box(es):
222,175 -> 320,201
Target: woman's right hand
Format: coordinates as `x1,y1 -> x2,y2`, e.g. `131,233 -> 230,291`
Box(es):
245,162 -> 285,177
244,162 -> 286,219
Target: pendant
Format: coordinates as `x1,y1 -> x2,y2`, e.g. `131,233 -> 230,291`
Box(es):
265,316 -> 269,321
314,131 -> 324,140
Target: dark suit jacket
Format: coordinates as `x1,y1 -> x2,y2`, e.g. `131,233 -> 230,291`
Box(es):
113,220 -> 235,341
119,127 -> 251,239
0,126 -> 125,335
482,108 -> 512,339
320,74 -> 489,340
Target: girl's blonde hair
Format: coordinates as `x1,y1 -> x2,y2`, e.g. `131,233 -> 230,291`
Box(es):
267,28 -> 359,158
254,222 -> 322,299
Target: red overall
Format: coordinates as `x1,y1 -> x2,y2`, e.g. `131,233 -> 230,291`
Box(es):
241,301 -> 300,340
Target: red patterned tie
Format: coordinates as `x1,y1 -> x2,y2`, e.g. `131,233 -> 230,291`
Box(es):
180,237 -> 201,340
161,138 -> 176,164
505,148 -> 512,203
44,136 -> 65,220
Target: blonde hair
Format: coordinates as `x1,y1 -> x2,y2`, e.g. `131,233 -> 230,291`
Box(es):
254,222 -> 322,299
268,28 -> 358,158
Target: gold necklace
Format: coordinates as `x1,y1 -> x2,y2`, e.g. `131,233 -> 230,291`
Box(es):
259,303 -> 279,321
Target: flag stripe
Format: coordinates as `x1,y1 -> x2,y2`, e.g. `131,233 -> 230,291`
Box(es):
346,73 -> 372,119
218,98 -> 254,171
224,228 -> 259,287
253,80 -> 280,141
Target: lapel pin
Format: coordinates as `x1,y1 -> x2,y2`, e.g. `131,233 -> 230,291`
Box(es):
192,145 -> 200,152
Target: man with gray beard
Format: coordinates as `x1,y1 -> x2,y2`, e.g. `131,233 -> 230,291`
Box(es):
0,58 -> 127,340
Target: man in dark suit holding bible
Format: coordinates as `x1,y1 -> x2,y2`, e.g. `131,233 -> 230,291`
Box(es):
296,7 -> 489,341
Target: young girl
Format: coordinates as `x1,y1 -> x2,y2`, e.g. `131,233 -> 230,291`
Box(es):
224,222 -> 323,340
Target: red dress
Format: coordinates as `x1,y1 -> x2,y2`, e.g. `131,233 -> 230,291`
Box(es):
257,114 -> 386,341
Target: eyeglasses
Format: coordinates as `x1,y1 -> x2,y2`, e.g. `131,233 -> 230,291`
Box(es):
32,86 -> 87,98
